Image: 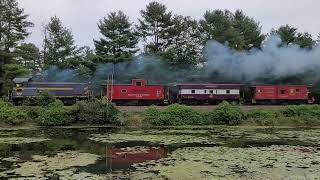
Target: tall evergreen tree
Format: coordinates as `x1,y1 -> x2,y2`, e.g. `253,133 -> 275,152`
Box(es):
272,25 -> 297,46
295,32 -> 314,49
272,25 -> 315,49
233,10 -> 265,50
15,43 -> 41,74
0,0 -> 33,95
43,16 -> 77,69
199,10 -> 264,51
162,15 -> 202,65
138,1 -> 172,55
94,11 -> 139,63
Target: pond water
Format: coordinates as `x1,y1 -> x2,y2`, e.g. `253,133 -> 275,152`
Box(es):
0,126 -> 320,179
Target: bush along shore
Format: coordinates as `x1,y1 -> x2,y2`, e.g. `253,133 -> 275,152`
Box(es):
1,99 -> 320,127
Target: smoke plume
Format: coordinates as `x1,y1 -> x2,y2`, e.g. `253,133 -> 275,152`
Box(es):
37,35 -> 320,92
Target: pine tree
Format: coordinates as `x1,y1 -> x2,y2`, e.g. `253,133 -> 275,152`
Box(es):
162,16 -> 202,65
43,16 -> 77,69
15,43 -> 41,74
138,1 -> 172,55
94,11 -> 139,63
272,25 -> 315,49
0,0 -> 33,95
199,10 -> 264,51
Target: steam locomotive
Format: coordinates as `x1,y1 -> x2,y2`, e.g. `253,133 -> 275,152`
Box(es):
10,78 -> 315,105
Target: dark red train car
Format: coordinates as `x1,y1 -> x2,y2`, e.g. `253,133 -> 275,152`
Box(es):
177,83 -> 243,104
251,85 -> 313,104
106,79 -> 167,105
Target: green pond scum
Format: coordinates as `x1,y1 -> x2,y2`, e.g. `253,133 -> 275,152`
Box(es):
0,126 -> 320,179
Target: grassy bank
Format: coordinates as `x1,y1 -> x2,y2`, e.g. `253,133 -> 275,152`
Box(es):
0,99 -> 120,127
129,102 -> 320,127
1,99 -> 320,127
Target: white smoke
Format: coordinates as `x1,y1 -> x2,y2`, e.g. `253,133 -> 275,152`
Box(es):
203,36 -> 320,83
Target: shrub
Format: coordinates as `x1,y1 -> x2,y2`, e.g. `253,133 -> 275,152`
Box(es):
23,91 -> 56,106
143,104 -> 204,126
143,105 -> 161,125
0,100 -> 28,125
37,100 -> 76,126
206,101 -> 245,125
282,105 -> 320,117
75,99 -> 119,125
247,109 -> 280,119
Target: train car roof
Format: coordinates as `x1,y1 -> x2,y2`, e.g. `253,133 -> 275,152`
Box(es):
177,84 -> 244,89
29,82 -> 89,85
13,77 -> 32,83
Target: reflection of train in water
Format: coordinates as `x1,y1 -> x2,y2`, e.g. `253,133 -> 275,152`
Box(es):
10,77 -> 315,105
106,146 -> 166,170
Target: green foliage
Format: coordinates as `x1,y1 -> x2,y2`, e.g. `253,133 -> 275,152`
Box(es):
43,16 -> 77,69
206,101 -> 245,125
0,0 -> 33,96
0,0 -> 34,52
0,100 -> 28,125
162,16 -> 202,65
200,9 -> 264,51
2,64 -> 29,94
15,43 -> 41,74
272,25 -> 315,49
282,105 -> 320,117
246,109 -> 280,126
138,1 -> 172,55
247,109 -> 280,119
94,11 -> 139,63
23,91 -> 56,106
37,100 -> 76,126
143,104 -> 204,126
75,99 -> 119,125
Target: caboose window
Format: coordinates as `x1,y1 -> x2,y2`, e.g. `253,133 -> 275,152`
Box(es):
296,89 -> 300,92
136,82 -> 142,86
226,90 -> 230,94
121,89 -> 127,94
191,90 -> 195,94
258,89 -> 262,93
280,90 -> 286,94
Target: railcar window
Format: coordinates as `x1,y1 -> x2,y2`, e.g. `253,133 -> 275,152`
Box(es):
226,90 -> 230,94
296,89 -> 300,92
258,89 -> 262,93
191,90 -> 195,94
281,90 -> 286,94
210,90 -> 214,94
121,89 -> 127,94
136,82 -> 142,86
204,90 -> 207,94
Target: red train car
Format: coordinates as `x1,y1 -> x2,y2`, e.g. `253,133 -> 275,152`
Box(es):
106,79 -> 167,105
177,84 -> 243,104
251,85 -> 313,104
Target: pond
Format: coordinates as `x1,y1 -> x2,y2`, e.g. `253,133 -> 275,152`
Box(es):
0,126 -> 320,179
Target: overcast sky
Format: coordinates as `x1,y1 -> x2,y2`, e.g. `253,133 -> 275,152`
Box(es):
17,0 -> 320,48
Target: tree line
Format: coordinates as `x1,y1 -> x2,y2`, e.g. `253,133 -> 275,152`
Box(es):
0,0 -> 318,95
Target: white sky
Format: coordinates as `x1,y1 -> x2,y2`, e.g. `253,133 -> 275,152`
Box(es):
17,0 -> 320,48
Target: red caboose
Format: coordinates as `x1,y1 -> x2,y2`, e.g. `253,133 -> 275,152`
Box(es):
106,79 -> 167,105
251,85 -> 313,104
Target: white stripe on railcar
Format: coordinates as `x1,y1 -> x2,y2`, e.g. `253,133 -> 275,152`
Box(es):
179,89 -> 239,95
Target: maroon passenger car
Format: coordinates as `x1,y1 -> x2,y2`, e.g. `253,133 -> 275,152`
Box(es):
177,84 -> 243,104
